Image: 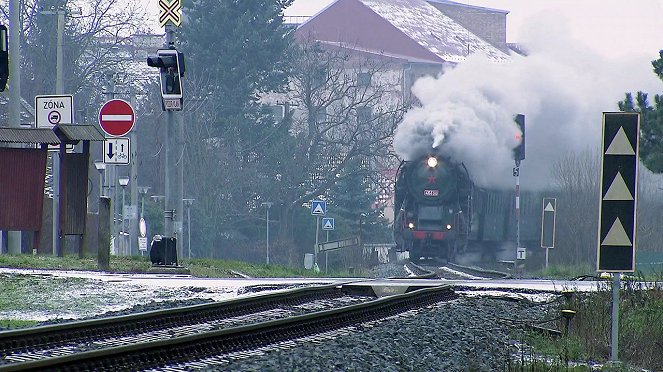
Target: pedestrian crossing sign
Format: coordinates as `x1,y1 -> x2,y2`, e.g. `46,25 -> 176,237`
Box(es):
322,217 -> 335,230
311,200 -> 326,216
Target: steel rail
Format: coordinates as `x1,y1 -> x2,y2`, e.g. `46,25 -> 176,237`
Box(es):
0,285 -> 456,371
0,283 -> 351,362
445,262 -> 510,279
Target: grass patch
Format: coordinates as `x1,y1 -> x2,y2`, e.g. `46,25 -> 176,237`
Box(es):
0,319 -> 40,330
0,254 -> 355,278
520,277 -> 663,371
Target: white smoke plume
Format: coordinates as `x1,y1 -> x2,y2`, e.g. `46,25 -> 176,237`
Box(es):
394,11 -> 663,190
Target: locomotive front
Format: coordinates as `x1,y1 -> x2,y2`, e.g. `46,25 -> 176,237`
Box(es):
394,154 -> 470,261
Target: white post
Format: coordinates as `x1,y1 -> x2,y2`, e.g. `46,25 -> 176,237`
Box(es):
261,202 -> 272,265
315,216 -> 319,267
121,186 -> 126,255
611,273 -> 620,361
187,204 -> 191,259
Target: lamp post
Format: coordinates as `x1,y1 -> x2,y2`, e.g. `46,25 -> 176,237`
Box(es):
94,160 -> 106,208
119,176 -> 129,256
261,202 -> 273,265
138,186 -> 151,218
183,198 -> 195,259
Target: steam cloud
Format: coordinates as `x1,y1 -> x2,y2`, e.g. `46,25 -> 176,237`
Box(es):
393,12 -> 663,189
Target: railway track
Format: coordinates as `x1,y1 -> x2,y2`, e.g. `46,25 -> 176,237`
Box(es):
0,283 -> 456,371
404,261 -> 510,280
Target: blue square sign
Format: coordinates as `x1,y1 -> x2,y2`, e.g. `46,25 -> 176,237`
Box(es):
322,217 -> 335,230
311,200 -> 326,216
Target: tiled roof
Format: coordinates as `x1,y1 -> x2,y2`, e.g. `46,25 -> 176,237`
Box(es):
359,0 -> 509,63
54,124 -> 106,142
0,127 -> 61,144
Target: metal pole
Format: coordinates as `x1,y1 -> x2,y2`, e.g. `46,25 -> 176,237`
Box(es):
515,161 -> 520,250
99,172 -> 104,199
325,230 -> 329,273
56,11 -> 64,94
8,0 -> 20,129
187,204 -> 191,259
121,187 -> 126,255
315,216 -> 319,268
6,0 -> 22,254
266,207 -> 270,265
611,273 -> 620,361
163,26 -> 176,242
52,11 -> 65,256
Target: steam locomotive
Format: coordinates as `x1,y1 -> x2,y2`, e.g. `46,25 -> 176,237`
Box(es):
393,152 -> 544,262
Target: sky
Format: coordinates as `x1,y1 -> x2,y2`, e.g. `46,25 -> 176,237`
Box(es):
286,0 -> 663,189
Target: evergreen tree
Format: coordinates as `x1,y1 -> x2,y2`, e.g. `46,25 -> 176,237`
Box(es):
619,51 -> 663,172
328,158 -> 391,242
179,0 -> 297,259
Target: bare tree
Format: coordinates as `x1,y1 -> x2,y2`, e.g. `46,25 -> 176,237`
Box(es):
550,149 -> 600,265
272,39 -> 408,241
1,0 -> 152,112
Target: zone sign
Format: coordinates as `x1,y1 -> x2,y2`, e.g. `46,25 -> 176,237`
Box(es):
35,95 -> 74,128
99,99 -> 135,137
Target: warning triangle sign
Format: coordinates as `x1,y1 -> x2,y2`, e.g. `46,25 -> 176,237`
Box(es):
323,220 -> 333,229
601,217 -> 632,246
605,127 -> 635,155
544,202 -> 554,212
604,172 -> 633,201
313,204 -> 324,214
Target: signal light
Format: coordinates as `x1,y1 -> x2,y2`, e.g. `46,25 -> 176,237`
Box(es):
147,48 -> 185,100
0,25 -> 8,92
513,114 -> 525,161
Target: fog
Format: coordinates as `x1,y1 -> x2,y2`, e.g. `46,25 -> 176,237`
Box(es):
393,12 -> 663,190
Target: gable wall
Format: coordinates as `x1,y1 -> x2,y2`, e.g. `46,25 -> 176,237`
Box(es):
428,2 -> 508,52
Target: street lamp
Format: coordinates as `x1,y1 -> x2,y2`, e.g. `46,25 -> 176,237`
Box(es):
183,198 -> 195,259
261,202 -> 273,265
138,186 -> 151,218
119,176 -> 129,256
94,159 -> 106,201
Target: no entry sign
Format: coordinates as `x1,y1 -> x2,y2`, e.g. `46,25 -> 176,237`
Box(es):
99,99 -> 135,137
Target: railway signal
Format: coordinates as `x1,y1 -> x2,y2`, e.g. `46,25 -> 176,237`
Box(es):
147,48 -> 185,109
513,114 -> 525,162
0,25 -> 8,92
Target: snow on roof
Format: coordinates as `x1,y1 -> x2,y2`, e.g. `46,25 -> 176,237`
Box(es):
425,0 -> 509,15
359,0 -> 510,63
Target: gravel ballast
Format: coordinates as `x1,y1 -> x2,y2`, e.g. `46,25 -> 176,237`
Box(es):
205,294 -> 559,371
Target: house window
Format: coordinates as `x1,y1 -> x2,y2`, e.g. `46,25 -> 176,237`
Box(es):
315,106 -> 327,123
269,105 -> 286,121
312,68 -> 327,87
357,72 -> 371,86
357,106 -> 372,123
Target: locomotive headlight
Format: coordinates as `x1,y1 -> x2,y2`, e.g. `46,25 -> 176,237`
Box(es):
408,222 -> 415,229
446,224 -> 452,230
427,156 -> 438,168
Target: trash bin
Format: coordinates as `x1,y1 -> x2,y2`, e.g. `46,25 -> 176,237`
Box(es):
304,253 -> 314,270
149,235 -> 178,266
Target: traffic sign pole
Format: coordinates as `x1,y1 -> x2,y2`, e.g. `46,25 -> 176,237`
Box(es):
598,112 -> 640,364
315,216 -> 319,269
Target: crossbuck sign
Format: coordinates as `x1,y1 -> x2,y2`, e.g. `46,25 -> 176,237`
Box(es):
159,0 -> 182,27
